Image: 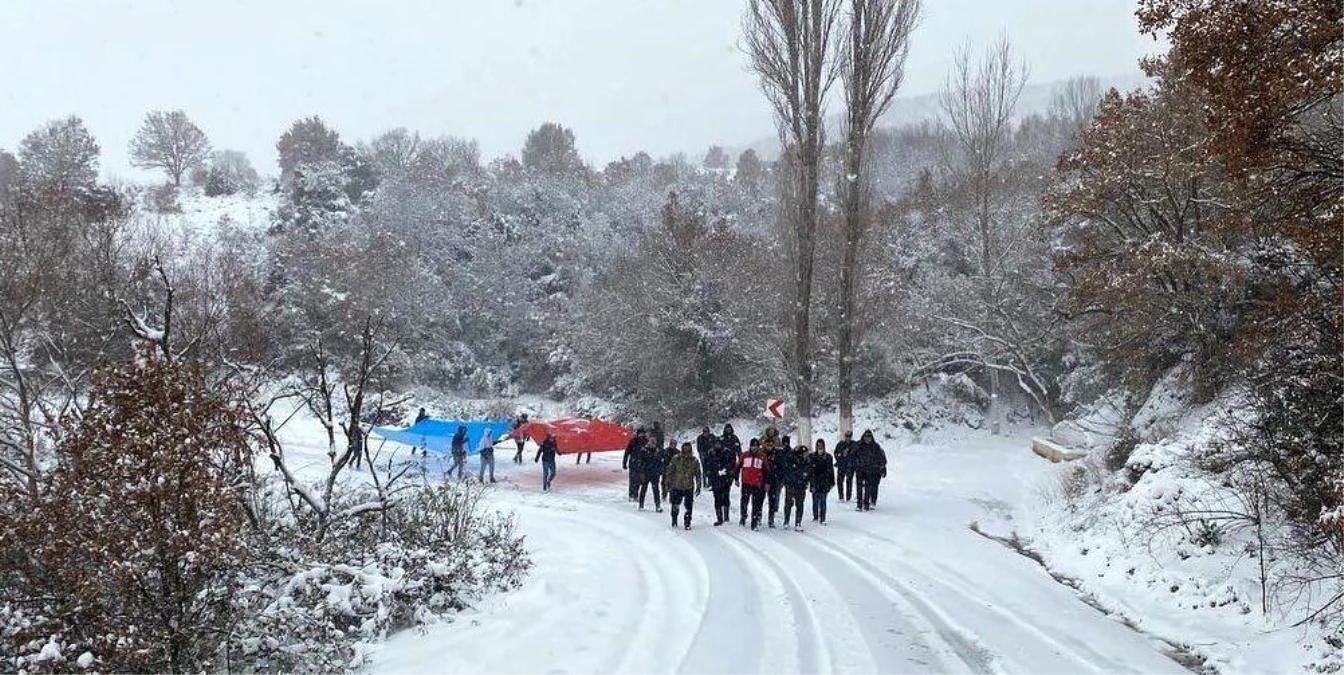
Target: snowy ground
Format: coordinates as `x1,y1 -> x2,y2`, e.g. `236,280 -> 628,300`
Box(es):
1027,367 -> 1333,674
357,417 -> 1189,674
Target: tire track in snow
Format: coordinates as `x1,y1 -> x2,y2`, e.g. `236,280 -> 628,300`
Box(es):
717,528 -> 831,673
676,528 -> 781,674
827,524 -> 1144,674
790,527 -> 1150,675
739,529 -> 944,674
512,500 -> 705,673
777,532 -> 1000,674
509,501 -> 661,673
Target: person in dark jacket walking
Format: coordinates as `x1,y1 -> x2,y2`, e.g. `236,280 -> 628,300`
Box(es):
854,429 -> 887,511
638,436 -> 665,512
810,439 -> 835,524
623,427 -> 648,501
534,430 -> 559,491
695,427 -> 716,460
778,442 -> 810,530
763,430 -> 786,528
650,421 -> 665,454
659,440 -> 677,490
720,424 -> 742,458
664,442 -> 702,530
448,426 -> 469,481
411,408 -> 430,456
834,430 -> 856,501
736,438 -> 769,530
704,439 -> 736,525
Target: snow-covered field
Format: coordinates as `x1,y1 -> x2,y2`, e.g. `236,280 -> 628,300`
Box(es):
351,412 -> 1188,675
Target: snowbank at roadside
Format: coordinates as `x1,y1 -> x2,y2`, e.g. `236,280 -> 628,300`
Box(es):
1029,366 -> 1336,674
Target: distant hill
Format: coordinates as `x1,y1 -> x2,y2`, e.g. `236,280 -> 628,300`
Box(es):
731,73 -> 1147,161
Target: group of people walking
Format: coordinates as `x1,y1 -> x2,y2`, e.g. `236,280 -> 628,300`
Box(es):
423,410 -> 889,515
623,423 -> 888,531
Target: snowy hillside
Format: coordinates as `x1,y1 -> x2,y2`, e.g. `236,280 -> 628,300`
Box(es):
148,188 -> 280,240
1029,368 -> 1338,674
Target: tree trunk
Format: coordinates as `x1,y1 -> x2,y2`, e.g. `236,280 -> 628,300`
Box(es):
794,154 -> 819,448
838,129 -> 866,437
978,170 -> 1000,434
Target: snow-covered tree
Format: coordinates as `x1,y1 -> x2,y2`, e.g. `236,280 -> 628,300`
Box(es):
744,0 -> 844,446
703,145 -> 730,170
0,351 -> 250,673
365,126 -> 422,179
1044,79 -> 1238,387
521,122 -> 584,177
834,0 -> 922,434
203,149 -> 259,196
276,115 -> 345,184
17,116 -> 100,194
129,109 -> 211,186
0,150 -> 18,206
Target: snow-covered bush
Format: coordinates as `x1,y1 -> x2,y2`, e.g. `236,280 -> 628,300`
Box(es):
147,182 -> 182,213
224,482 -> 530,673
1,338 -> 532,673
0,351 -> 252,673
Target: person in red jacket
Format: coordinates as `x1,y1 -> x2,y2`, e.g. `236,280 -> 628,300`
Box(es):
736,437 -> 769,531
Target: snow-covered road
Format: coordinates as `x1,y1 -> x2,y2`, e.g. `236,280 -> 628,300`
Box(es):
365,428 -> 1189,674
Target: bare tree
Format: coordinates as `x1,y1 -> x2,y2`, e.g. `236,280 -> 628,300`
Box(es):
938,36 -> 1030,432
242,319 -> 408,542
744,0 -> 842,446
130,110 -> 212,186
365,127 -> 422,178
1049,75 -> 1104,141
835,0 -> 921,435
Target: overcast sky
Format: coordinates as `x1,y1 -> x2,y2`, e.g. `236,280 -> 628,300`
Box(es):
0,0 -> 1161,181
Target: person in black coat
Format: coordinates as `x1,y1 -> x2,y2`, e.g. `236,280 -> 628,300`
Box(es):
650,421 -> 666,454
762,428 -> 785,528
720,424 -> 742,458
638,437 -> 665,512
411,408 -> 429,456
695,426 -> 716,460
809,439 -> 836,524
534,431 -> 559,491
658,440 -> 676,494
833,430 -> 856,502
448,426 -> 469,481
853,429 -> 888,511
704,439 -> 736,525
779,442 -> 810,530
623,427 -> 648,501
